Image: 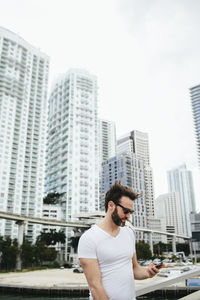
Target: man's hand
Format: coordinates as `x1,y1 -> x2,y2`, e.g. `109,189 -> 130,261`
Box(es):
147,262 -> 168,278
146,263 -> 159,278
133,253 -> 168,280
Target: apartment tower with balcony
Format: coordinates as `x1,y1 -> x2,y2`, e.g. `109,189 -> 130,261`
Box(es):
45,68 -> 99,219
0,27 -> 49,240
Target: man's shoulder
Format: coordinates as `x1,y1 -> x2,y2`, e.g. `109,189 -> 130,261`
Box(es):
79,225 -> 98,241
78,225 -> 99,258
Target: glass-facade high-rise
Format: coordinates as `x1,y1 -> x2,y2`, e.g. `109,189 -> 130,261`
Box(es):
0,27 -> 49,241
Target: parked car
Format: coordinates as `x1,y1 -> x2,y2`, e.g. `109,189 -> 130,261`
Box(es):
73,267 -> 83,273
63,263 -> 73,268
181,266 -> 193,272
141,260 -> 152,266
158,269 -> 182,277
157,269 -> 170,277
162,258 -> 171,263
175,262 -> 187,266
185,260 -> 193,265
153,259 -> 161,264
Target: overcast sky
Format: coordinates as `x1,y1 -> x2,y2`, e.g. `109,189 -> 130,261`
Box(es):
0,0 -> 200,209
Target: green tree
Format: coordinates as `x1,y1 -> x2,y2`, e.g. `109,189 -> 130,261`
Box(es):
54,230 -> 66,244
176,243 -> 190,256
0,237 -> 19,270
43,192 -> 61,204
153,242 -> 172,255
34,240 -> 57,265
136,241 -> 152,259
37,229 -> 66,246
21,240 -> 36,268
69,236 -> 80,253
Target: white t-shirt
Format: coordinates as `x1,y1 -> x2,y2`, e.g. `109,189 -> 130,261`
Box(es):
78,224 -> 136,300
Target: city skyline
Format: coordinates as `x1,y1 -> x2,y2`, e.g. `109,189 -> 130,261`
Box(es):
0,0 -> 200,209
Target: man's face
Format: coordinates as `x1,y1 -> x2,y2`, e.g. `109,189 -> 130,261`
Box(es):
111,196 -> 134,227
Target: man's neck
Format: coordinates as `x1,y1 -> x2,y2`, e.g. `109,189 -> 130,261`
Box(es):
98,215 -> 120,236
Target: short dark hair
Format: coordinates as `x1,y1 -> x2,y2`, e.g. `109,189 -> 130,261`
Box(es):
104,181 -> 138,212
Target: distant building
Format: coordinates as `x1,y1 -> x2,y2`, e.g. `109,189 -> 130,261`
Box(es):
99,119 -> 116,210
99,119 -> 116,164
166,225 -> 176,244
45,69 -> 99,259
167,164 -> 195,236
43,203 -> 62,227
155,192 -> 183,236
117,130 -> 155,219
99,120 -> 117,211
101,153 -> 148,242
0,27 -> 49,241
190,84 -> 200,168
148,218 -> 167,244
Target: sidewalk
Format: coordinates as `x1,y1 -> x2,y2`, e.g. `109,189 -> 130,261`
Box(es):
0,268 -> 88,288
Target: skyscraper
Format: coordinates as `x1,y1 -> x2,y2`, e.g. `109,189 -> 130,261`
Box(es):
99,119 -> 116,210
0,27 -> 49,240
45,69 -> 99,219
167,164 -> 195,236
190,84 -> 200,168
99,119 -> 116,164
117,130 -> 155,218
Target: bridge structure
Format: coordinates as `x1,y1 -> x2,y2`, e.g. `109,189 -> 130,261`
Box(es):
0,210 -> 192,270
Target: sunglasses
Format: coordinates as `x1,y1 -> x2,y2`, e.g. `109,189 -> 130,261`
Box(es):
116,203 -> 134,215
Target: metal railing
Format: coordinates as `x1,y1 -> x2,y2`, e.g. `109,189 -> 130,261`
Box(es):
136,267 -> 200,297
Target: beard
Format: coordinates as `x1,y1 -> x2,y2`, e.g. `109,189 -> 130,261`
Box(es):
111,207 -> 126,227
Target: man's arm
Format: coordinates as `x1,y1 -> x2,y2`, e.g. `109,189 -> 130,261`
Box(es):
132,253 -> 159,280
79,258 -> 109,300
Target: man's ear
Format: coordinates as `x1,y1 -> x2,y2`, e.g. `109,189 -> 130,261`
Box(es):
108,201 -> 115,210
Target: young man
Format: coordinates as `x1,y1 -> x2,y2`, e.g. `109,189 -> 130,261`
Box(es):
78,182 -> 161,300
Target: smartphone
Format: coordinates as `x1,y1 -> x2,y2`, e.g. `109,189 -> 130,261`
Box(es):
154,262 -> 163,269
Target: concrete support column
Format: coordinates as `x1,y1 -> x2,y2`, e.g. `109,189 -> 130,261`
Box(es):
172,235 -> 176,254
149,232 -> 153,255
16,220 -> 26,271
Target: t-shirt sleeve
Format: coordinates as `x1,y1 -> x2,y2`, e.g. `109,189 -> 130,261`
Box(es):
78,231 -> 97,259
126,227 -> 136,255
